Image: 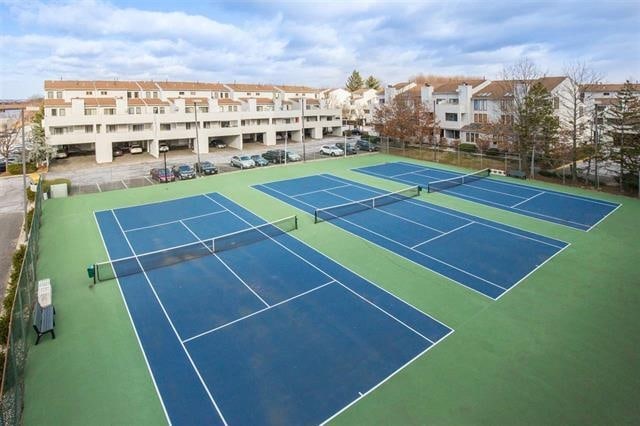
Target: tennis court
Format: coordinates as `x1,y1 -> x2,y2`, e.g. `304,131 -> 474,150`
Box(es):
255,174 -> 569,300
94,192 -> 451,425
354,161 -> 621,231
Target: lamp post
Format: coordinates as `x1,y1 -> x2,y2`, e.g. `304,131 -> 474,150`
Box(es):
284,128 -> 288,166
163,150 -> 168,184
193,100 -> 201,166
301,98 -> 306,162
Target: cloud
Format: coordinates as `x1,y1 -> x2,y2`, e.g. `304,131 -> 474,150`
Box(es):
0,0 -> 639,98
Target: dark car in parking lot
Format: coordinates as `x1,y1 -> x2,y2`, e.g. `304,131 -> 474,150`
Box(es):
335,142 -> 357,155
112,147 -> 124,157
194,161 -> 218,175
172,164 -> 196,180
251,154 -> 269,167
355,139 -> 379,152
0,159 -> 6,173
263,150 -> 286,164
150,167 -> 175,183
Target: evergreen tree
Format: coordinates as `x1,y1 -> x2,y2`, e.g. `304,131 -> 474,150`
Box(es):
29,105 -> 56,166
365,75 -> 381,90
345,70 -> 364,92
605,80 -> 640,191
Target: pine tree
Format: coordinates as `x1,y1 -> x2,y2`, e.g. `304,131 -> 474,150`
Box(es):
29,105 -> 56,166
605,80 -> 640,191
345,70 -> 364,92
365,75 -> 381,90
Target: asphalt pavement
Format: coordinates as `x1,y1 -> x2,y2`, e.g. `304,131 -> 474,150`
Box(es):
0,176 -> 26,303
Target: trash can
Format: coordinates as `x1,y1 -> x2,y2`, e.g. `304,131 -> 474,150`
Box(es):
87,265 -> 95,280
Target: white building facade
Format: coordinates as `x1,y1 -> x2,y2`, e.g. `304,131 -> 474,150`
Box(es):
43,80 -> 342,163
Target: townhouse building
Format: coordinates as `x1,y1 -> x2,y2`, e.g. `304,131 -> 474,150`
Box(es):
43,80 -> 342,163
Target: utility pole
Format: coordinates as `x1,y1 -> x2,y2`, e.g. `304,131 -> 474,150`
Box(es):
594,107 -> 600,190
163,150 -> 168,184
284,128 -> 288,165
21,108 -> 27,220
301,98 -> 306,161
193,101 -> 201,166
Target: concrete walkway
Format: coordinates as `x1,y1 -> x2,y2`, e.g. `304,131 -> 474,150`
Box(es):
0,176 -> 26,303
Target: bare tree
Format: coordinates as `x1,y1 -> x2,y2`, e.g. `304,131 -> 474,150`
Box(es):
560,62 -> 602,182
0,121 -> 19,164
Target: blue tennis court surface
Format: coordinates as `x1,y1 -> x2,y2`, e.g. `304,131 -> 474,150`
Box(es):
95,193 -> 451,425
254,175 -> 569,299
354,161 -> 621,231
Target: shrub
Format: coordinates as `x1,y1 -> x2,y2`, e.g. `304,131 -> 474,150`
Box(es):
538,169 -> 558,178
7,163 -> 37,175
459,143 -> 477,153
25,188 -> 36,202
24,208 -> 34,233
486,147 -> 502,157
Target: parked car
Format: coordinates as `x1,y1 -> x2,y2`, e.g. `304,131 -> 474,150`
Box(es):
150,167 -> 175,183
54,148 -> 68,159
194,161 -> 218,175
320,145 -> 344,156
112,147 -> 124,157
130,144 -> 144,154
230,155 -> 255,169
351,129 -> 362,136
159,144 -> 169,153
250,154 -> 269,167
335,142 -> 357,155
172,164 -> 196,180
263,150 -> 286,164
210,139 -> 227,149
355,139 -> 379,152
285,150 -> 302,162
0,159 -> 6,173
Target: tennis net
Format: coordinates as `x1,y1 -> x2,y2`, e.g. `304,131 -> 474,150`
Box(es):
314,186 -> 421,223
427,168 -> 490,193
94,215 -> 297,282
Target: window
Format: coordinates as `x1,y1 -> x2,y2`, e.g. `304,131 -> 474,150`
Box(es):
219,106 -> 224,112
473,99 -> 487,111
85,125 -> 93,133
553,97 -> 560,109
603,92 -> 610,96
153,92 -> 158,98
106,125 -> 117,133
86,91 -> 93,95
160,123 -> 171,131
56,91 -> 62,99
146,92 -> 150,98
100,91 -> 107,96
186,122 -> 192,130
474,113 -> 488,124
134,92 -> 139,98
153,107 -> 159,114
51,127 -> 64,135
199,106 -> 208,113
127,92 -> 132,99
247,92 -> 251,96
59,109 -> 65,116
501,114 -> 514,125
104,108 -> 115,115
255,92 -> 260,96
448,98 -> 459,104
185,106 -> 194,113
47,91 -> 53,99
466,132 -> 478,143
128,107 -> 134,114
96,125 -> 101,133
445,113 -> 458,122
132,124 -> 144,132
51,109 -> 57,116
203,122 -> 211,129
179,91 -> 185,95
135,107 -> 141,114
84,108 -> 96,116
190,91 -> 196,95
159,107 -> 165,114
241,120 -> 246,126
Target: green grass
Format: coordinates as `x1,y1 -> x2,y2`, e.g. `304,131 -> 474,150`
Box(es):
23,153 -> 640,425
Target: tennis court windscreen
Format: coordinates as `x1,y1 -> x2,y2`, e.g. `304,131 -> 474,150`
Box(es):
314,186 -> 421,223
427,169 -> 490,193
94,215 -> 298,282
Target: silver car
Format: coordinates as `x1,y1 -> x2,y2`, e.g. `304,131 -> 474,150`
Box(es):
320,145 -> 344,156
230,155 -> 255,169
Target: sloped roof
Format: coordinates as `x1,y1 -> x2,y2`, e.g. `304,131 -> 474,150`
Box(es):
225,83 -> 276,92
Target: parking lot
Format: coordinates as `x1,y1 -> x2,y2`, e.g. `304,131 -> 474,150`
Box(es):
46,136 -> 373,195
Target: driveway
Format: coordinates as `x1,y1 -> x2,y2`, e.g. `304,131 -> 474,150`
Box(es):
0,176 -> 26,303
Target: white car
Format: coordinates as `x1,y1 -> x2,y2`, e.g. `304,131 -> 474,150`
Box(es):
159,144 -> 169,152
130,144 -> 144,154
285,150 -> 302,162
230,155 -> 255,169
320,145 -> 344,156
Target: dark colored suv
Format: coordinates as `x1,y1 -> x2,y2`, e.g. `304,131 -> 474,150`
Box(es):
355,139 -> 379,152
172,164 -> 196,180
263,150 -> 286,164
194,161 -> 218,175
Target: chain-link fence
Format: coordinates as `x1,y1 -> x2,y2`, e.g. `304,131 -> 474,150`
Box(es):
0,179 -> 42,425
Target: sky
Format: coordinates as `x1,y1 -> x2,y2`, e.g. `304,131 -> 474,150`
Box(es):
1,0 -> 639,99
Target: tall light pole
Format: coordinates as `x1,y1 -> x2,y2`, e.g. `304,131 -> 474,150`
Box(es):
284,128 -> 288,165
193,100 -> 201,166
163,150 -> 168,184
301,97 -> 306,162
21,108 -> 26,219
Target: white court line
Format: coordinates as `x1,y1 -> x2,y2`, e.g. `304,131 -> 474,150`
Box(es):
92,213 -> 172,426
322,174 -> 569,248
214,253 -> 270,308
258,184 -> 507,293
183,280 -> 336,343
411,222 -> 474,249
125,209 -> 228,233
204,193 -> 443,337
96,182 -> 102,192
587,203 -> 623,232
291,184 -> 351,198
110,210 -> 229,426
121,179 -> 129,189
179,220 -> 213,253
510,191 -> 545,208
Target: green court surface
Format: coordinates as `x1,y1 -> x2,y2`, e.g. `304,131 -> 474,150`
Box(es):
24,154 -> 640,425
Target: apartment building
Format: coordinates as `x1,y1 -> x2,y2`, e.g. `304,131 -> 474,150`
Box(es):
43,80 -> 342,163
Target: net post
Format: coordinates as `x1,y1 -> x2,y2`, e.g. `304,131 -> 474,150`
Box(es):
314,211 -> 319,224
294,216 -> 298,230
211,238 -> 216,253
93,264 -> 97,284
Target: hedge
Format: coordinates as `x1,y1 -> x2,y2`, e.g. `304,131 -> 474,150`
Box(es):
459,143 -> 478,153
7,163 -> 37,175
24,208 -> 34,233
0,245 -> 26,345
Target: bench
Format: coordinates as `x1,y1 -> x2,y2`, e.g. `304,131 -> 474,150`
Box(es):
32,303 -> 55,345
507,170 -> 527,180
